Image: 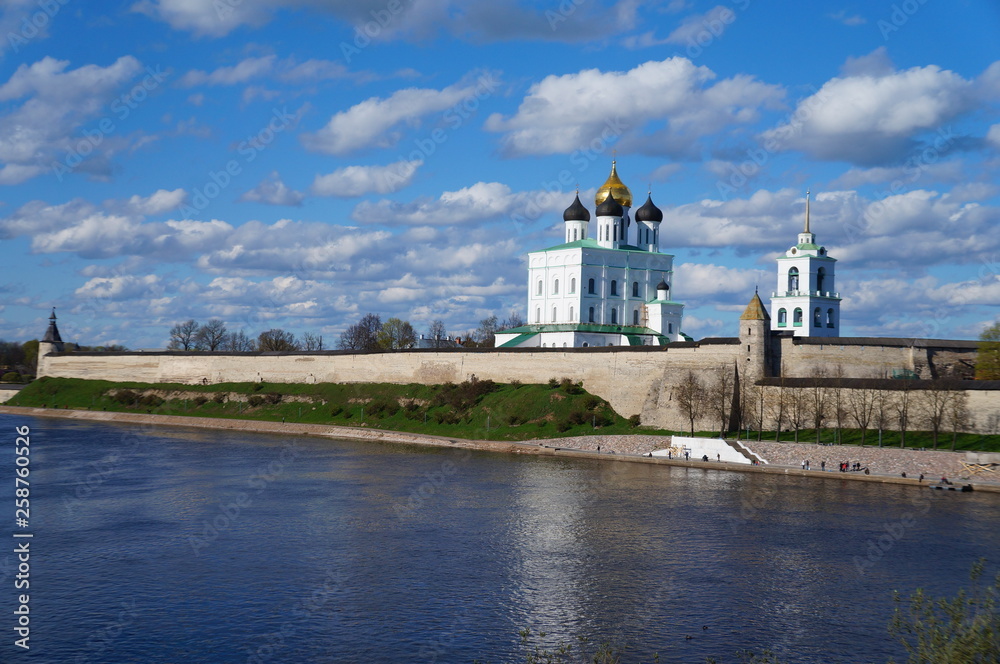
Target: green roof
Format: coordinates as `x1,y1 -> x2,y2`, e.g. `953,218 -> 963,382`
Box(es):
497,332 -> 538,348
531,239 -> 671,256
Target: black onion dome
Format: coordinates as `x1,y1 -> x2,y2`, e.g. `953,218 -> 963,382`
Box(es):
656,279 -> 669,291
595,191 -> 623,217
562,194 -> 591,222
635,194 -> 663,223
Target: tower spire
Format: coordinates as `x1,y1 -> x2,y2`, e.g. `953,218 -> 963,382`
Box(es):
804,190 -> 811,234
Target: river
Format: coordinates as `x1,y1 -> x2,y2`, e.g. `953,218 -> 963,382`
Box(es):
4,414 -> 999,663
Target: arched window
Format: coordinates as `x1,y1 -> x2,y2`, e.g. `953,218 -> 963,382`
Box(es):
813,307 -> 821,326
632,281 -> 639,297
552,306 -> 557,322
777,308 -> 787,326
793,308 -> 803,325
535,307 -> 541,323
588,278 -> 595,294
588,307 -> 595,323
537,280 -> 543,296
668,323 -> 673,334
572,229 -> 578,241
632,310 -> 639,325
569,306 -> 574,321
610,280 -> 618,296
788,267 -> 799,292
817,267 -> 826,293
553,279 -> 559,295
611,308 -> 617,324
570,278 -> 576,294
563,342 -> 567,347
827,308 -> 835,328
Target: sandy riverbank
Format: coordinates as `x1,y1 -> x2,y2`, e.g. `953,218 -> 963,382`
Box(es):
3,405 -> 998,493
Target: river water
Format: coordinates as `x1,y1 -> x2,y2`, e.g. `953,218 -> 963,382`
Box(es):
4,414 -> 999,663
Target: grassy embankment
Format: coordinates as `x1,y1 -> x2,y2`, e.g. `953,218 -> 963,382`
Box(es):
8,376 -> 655,441
9,377 -> 1000,450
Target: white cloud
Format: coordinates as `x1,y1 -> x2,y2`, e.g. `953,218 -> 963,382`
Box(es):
75,274 -> 163,301
301,80 -> 484,155
663,6 -> 735,46
107,189 -> 187,216
987,124 -> 1000,150
761,64 -> 976,165
827,10 -> 866,26
485,57 -> 783,157
239,172 -> 305,206
179,56 -> 276,87
840,47 -> 893,77
310,160 -> 421,197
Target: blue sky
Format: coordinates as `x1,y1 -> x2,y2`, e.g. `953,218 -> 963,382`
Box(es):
1,0 -> 999,348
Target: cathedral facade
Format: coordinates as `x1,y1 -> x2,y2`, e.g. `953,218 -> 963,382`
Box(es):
495,162 -> 686,348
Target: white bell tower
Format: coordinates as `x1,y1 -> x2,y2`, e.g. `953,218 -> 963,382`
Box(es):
770,192 -> 841,337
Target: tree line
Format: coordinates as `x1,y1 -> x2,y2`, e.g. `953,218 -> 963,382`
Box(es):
675,365 -> 983,449
167,320 -> 324,352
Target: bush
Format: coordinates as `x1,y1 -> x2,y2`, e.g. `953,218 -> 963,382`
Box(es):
1,371 -> 23,383
584,395 -> 601,411
559,378 -> 583,395
506,413 -> 523,426
510,379 -> 522,388
434,410 -> 460,425
139,394 -> 164,408
568,410 -> 587,426
431,379 -> 498,412
264,392 -> 282,405
629,414 -> 641,428
247,395 -> 264,407
329,405 -> 343,417
213,392 -> 226,404
252,382 -> 264,392
114,389 -> 137,405
547,377 -> 559,388
193,396 -> 209,407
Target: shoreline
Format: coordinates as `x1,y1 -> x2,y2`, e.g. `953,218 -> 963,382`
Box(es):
3,405 -> 998,494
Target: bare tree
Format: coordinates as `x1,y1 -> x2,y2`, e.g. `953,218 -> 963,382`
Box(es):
258,329 -> 300,352
893,380 -> 915,448
767,380 -> 788,442
196,319 -> 227,351
917,385 -> 950,449
873,383 -> 892,447
168,319 -> 200,350
222,330 -> 256,351
787,387 -> 810,443
500,310 -> 524,330
831,364 -> 847,444
475,315 -> 500,347
809,368 -> 828,443
302,333 -> 324,351
848,379 -> 878,446
674,370 -> 706,436
707,364 -> 734,437
339,313 -> 382,351
947,390 -> 971,451
428,320 -> 448,348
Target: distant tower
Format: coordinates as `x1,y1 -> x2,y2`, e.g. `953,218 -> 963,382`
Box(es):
740,290 -> 771,380
37,308 -> 65,377
770,191 -> 841,337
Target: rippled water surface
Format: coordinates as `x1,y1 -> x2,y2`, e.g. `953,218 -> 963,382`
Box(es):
4,414 -> 1000,663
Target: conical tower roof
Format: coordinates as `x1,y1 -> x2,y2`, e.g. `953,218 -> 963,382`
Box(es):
42,308 -> 63,343
595,160 -> 632,208
740,291 -> 770,320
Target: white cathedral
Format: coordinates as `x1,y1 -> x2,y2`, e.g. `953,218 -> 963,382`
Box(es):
496,161 -> 686,348
494,162 -> 841,348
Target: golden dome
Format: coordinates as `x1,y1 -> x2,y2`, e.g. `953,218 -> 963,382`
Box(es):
595,160 -> 633,208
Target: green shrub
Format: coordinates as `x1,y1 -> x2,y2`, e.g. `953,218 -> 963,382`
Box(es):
114,389 -> 138,405
559,378 -> 583,395
510,379 -> 522,388
1,371 -> 23,383
568,410 -> 587,426
584,395 -> 601,411
193,396 -> 209,407
264,392 -> 282,405
329,405 -> 343,417
629,414 -> 641,428
213,392 -> 226,404
139,394 -> 164,408
506,413 -> 523,426
555,419 -> 572,432
547,377 -> 559,388
247,395 -> 264,407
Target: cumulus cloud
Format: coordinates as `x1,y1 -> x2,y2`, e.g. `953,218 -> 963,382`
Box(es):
840,47 -> 893,77
179,55 -> 354,88
310,160 -> 422,197
179,56 -> 277,87
239,172 -> 305,206
301,79 -> 487,155
760,64 -> 977,165
0,56 -> 144,184
484,57 -> 784,157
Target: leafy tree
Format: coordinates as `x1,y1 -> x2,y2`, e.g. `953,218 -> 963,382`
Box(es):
428,320 -> 448,348
168,319 -> 200,350
21,339 -> 38,375
976,321 -> 1000,379
222,330 -> 256,351
257,329 -> 300,352
196,319 -> 227,351
377,318 -> 416,350
302,333 -> 324,351
339,313 -> 382,351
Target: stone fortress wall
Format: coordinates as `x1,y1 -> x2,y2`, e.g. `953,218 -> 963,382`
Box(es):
37,333 -> 996,434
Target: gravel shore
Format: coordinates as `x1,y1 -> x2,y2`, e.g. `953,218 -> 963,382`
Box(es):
4,406 -> 997,490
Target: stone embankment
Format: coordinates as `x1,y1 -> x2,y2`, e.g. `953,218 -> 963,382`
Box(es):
3,406 -> 998,491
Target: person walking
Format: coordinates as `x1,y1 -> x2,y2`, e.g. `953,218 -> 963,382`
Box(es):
821,460 -> 825,471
